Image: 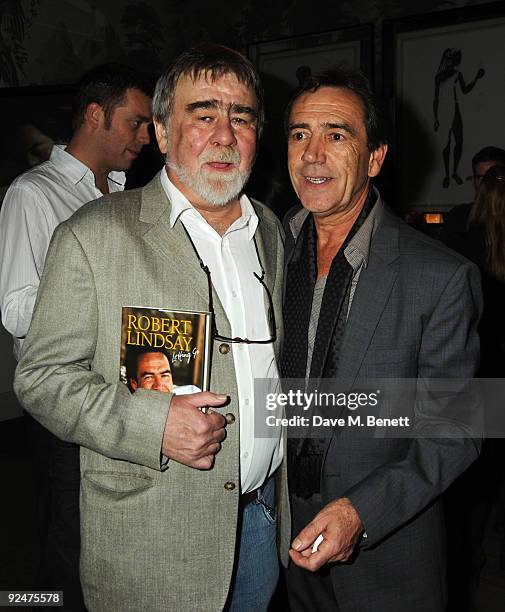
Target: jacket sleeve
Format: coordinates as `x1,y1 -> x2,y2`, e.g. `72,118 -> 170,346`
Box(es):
14,222 -> 171,471
345,260 -> 483,547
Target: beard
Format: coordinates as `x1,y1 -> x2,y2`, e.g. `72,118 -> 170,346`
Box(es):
167,148 -> 251,207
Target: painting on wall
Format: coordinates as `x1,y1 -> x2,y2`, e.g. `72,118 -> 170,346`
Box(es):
247,25 -> 374,216
384,2 -> 505,213
248,24 -> 374,90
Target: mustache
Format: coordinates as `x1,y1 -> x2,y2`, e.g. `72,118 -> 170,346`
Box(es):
199,147 -> 241,165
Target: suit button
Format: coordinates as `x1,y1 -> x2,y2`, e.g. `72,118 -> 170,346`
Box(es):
219,343 -> 230,354
224,481 -> 236,491
225,413 -> 235,425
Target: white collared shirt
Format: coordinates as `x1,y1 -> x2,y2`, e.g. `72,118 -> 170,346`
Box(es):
0,145 -> 125,359
161,169 -> 282,493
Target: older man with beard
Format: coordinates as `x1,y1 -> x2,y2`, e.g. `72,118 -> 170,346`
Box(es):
15,44 -> 287,612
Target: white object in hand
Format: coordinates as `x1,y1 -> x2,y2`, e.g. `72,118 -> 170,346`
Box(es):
312,534 -> 324,553
172,384 -> 201,395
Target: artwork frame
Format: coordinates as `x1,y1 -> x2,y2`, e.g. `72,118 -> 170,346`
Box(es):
248,24 -> 374,86
383,2 -> 505,213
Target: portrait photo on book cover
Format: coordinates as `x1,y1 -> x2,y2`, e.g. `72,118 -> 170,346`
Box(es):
119,305 -> 211,394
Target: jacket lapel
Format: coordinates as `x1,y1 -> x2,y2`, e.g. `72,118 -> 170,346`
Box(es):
251,200 -> 282,363
337,207 -> 400,385
253,200 -> 278,293
319,206 -> 400,462
138,173 -> 232,334
139,174 -> 206,292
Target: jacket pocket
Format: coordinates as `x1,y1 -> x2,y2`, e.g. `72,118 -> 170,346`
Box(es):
82,470 -> 154,506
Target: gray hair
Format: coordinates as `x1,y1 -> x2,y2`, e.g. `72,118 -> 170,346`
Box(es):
153,43 -> 264,136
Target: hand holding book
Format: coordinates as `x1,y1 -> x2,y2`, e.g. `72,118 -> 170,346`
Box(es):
162,391 -> 228,470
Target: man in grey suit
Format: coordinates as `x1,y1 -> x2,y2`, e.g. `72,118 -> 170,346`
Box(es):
15,44 -> 288,612
281,69 -> 482,611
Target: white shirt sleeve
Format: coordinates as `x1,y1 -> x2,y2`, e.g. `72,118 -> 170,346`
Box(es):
0,183 -> 52,339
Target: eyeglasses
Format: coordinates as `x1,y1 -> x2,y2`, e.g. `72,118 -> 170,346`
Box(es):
181,223 -> 276,345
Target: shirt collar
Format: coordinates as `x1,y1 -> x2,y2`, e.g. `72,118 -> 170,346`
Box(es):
344,190 -> 383,271
160,166 -> 258,239
289,186 -> 385,270
50,144 -> 126,188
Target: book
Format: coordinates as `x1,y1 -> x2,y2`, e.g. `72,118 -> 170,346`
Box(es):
119,305 -> 212,394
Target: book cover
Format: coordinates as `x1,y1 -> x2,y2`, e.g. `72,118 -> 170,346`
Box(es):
119,306 -> 212,394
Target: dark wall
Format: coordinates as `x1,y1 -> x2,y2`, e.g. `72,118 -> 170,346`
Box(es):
0,0 -> 493,88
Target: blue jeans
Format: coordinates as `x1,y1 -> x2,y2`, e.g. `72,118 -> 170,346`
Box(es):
226,477 -> 279,611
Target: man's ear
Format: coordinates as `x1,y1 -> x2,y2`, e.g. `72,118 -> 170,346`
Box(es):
130,378 -> 138,392
84,102 -> 105,130
154,120 -> 169,155
368,143 -> 388,178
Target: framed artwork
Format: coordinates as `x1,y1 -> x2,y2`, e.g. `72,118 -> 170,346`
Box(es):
247,25 -> 374,217
384,2 -> 505,213
248,24 -> 374,89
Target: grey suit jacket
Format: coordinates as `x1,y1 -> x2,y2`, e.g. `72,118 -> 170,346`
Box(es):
284,196 -> 482,612
15,173 -> 289,612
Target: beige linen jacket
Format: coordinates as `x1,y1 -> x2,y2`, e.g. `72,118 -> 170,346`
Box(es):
15,173 -> 290,612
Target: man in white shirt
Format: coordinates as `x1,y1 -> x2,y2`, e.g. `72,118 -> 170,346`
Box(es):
0,65 -> 151,359
15,45 -> 287,612
0,63 -> 151,610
